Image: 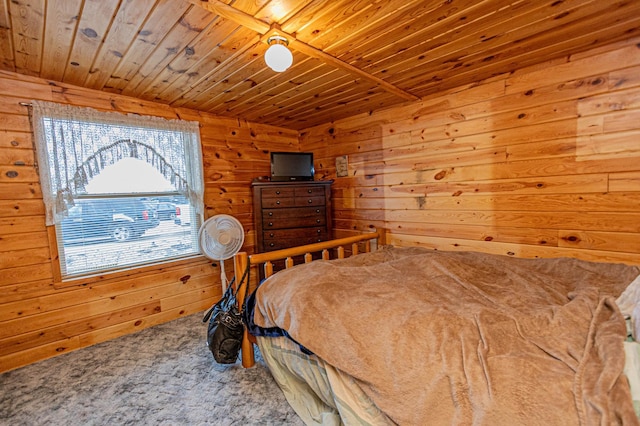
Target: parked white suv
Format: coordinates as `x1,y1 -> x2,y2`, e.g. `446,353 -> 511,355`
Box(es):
174,201 -> 193,226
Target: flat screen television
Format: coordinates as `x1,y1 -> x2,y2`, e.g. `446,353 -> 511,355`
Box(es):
270,152 -> 314,181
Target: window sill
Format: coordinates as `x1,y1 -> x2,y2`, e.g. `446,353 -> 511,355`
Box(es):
53,254 -> 212,290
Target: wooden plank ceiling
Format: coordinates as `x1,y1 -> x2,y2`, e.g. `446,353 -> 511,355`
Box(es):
0,0 -> 639,130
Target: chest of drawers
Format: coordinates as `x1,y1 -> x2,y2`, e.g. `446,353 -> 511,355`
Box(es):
252,180 -> 333,254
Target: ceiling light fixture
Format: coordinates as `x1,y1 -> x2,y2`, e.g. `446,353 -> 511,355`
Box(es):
264,35 -> 293,72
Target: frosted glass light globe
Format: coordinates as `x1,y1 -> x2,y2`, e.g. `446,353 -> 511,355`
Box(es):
264,43 -> 293,72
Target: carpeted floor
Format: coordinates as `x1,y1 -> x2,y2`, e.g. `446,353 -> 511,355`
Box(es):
0,312 -> 304,425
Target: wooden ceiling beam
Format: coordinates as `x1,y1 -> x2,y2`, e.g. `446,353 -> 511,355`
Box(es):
187,0 -> 270,33
187,0 -> 420,102
284,30 -> 420,102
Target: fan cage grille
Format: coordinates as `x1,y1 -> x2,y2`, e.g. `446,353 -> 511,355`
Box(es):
198,215 -> 245,261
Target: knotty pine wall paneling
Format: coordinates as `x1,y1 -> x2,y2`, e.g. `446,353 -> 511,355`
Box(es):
0,70 -> 298,372
302,36 -> 640,266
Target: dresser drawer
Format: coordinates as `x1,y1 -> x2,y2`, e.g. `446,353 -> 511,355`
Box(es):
261,197 -> 297,208
294,195 -> 325,207
263,235 -> 328,251
263,227 -> 327,241
261,187 -> 326,208
263,195 -> 324,208
263,207 -> 326,229
261,187 -> 295,198
294,186 -> 325,197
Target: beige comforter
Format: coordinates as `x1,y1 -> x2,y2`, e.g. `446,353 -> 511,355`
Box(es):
252,247 -> 640,425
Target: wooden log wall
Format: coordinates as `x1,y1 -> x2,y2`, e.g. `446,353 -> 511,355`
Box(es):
0,70 -> 297,373
302,36 -> 640,266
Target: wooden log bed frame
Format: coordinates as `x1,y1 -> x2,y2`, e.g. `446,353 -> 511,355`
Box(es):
233,230 -> 383,368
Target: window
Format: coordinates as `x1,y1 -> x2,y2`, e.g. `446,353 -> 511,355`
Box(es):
31,101 -> 204,280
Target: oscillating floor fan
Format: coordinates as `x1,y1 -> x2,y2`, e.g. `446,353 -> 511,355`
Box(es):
198,214 -> 245,292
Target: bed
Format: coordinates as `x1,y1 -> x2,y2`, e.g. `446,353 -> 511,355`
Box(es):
233,231 -> 640,425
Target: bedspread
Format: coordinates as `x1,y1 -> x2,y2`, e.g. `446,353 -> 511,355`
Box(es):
252,247 -> 640,425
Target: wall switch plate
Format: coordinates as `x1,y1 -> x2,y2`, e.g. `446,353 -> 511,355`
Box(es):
336,155 -> 348,177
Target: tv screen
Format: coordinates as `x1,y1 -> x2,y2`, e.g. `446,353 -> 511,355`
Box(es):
270,152 -> 314,181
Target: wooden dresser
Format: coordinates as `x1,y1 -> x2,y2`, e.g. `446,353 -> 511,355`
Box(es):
252,180 -> 333,255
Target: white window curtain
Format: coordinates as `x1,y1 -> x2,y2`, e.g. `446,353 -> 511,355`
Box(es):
31,101 -> 204,226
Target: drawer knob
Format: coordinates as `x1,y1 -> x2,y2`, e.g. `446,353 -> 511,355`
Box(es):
276,200 -> 280,205
308,199 -> 312,203
317,229 -> 321,233
308,189 -> 312,193
268,212 -> 273,216
316,219 -> 321,223
276,191 -> 280,195
316,209 -> 320,213
269,233 -> 274,237
268,222 -> 273,226
269,243 -> 275,247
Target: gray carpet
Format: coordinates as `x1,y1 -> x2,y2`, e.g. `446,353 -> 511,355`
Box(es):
0,312 -> 304,425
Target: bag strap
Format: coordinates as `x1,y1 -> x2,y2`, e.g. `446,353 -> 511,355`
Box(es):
202,262 -> 251,323
235,261 -> 251,313
240,262 -> 251,313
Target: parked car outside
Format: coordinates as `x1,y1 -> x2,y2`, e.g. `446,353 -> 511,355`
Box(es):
61,198 -> 160,243
155,201 -> 177,221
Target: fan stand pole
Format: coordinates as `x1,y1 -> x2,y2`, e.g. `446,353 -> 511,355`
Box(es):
220,259 -> 228,293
